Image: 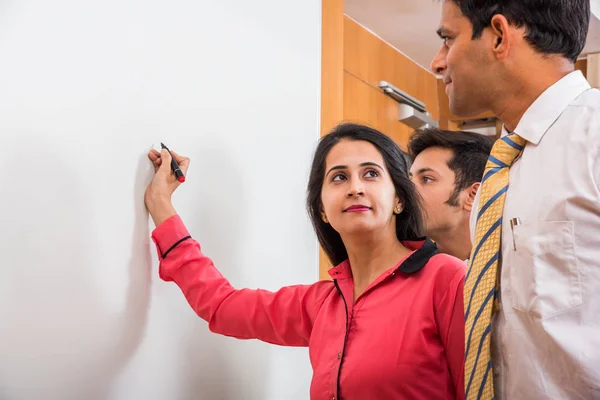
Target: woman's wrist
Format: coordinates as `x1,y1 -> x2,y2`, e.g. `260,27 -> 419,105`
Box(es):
148,197 -> 177,227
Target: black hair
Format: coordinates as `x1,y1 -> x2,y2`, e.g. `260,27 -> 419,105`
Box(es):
307,123 -> 424,266
448,0 -> 590,63
407,127 -> 493,206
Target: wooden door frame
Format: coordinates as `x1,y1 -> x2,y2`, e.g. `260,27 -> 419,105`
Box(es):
318,0 -> 344,280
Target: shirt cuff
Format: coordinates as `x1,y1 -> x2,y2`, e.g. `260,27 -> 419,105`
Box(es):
151,214 -> 192,260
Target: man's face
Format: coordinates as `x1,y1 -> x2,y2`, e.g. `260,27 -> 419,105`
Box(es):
430,1 -> 495,117
410,147 -> 465,237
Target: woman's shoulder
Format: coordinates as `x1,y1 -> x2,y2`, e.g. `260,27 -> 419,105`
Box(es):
424,253 -> 466,306
426,252 -> 467,281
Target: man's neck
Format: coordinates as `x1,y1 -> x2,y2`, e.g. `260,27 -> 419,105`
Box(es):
432,222 -> 472,261
492,59 -> 574,132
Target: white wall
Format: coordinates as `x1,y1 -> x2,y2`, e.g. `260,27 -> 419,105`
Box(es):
0,1 -> 321,399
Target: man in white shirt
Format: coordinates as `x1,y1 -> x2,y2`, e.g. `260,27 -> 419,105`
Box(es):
407,128 -> 493,262
431,0 -> 599,399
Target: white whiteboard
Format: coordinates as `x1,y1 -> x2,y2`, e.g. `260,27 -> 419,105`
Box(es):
0,1 -> 321,399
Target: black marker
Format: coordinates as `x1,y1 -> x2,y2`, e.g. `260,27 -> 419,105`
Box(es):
160,142 -> 185,183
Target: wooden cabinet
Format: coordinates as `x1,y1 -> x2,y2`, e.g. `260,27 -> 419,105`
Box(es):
342,18 -> 439,148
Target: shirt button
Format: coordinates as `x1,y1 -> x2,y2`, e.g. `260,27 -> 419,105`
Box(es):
337,352 -> 342,359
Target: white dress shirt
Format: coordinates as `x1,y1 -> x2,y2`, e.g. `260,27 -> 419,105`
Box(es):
470,71 -> 600,399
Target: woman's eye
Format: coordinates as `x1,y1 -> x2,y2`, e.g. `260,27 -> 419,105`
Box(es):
422,176 -> 434,183
332,173 -> 346,182
364,170 -> 379,178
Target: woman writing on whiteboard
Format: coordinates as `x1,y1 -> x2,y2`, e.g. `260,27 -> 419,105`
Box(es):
144,123 -> 465,400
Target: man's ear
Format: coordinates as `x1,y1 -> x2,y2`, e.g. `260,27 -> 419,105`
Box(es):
489,14 -> 512,60
464,182 -> 480,212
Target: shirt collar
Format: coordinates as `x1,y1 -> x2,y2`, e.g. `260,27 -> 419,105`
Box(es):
327,238 -> 438,279
504,70 -> 591,144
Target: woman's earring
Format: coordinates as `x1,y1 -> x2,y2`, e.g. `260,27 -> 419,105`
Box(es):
395,204 -> 402,214
321,213 -> 329,223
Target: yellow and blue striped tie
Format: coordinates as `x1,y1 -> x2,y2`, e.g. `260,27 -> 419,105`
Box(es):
464,132 -> 526,399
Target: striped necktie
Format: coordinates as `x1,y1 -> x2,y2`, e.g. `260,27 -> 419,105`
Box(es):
464,132 -> 526,399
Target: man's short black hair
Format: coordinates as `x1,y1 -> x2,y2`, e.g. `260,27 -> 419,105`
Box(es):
447,0 -> 590,63
408,128 -> 493,206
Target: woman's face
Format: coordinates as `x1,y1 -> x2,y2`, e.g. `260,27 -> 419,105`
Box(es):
320,139 -> 401,238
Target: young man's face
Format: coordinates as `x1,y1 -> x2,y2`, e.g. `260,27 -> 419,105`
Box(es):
409,147 -> 466,237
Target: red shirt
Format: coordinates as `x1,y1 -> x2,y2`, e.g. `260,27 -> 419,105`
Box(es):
152,215 -> 465,400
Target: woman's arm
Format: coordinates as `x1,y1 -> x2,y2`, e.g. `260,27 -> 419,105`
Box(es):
144,148 -> 331,346
153,214 -> 331,345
